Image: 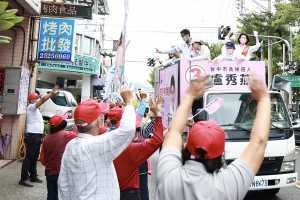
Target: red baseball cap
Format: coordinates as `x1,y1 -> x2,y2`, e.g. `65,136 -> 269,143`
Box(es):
186,120 -> 225,159
50,114 -> 68,128
136,114 -> 142,128
28,93 -> 40,102
98,126 -> 109,135
99,102 -> 110,114
115,121 -> 121,129
116,114 -> 142,129
98,99 -> 102,103
108,107 -> 124,121
109,103 -> 116,108
74,99 -> 106,127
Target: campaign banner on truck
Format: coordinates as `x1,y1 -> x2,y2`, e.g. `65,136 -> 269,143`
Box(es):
159,62 -> 179,128
179,60 -> 265,102
38,17 -> 75,62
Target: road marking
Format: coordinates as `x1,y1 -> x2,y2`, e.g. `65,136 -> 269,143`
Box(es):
298,181 -> 300,184
295,184 -> 300,189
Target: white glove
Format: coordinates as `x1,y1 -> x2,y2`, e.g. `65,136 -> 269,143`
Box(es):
253,31 -> 258,37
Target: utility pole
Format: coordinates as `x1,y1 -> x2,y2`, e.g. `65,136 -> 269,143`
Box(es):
267,0 -> 272,88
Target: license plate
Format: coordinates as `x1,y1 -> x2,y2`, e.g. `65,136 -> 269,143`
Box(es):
250,179 -> 268,188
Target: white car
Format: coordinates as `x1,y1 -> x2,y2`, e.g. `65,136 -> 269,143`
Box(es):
36,88 -> 77,130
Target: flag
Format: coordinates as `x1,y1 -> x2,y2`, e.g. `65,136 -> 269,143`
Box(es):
115,30 -> 125,84
103,65 -> 116,101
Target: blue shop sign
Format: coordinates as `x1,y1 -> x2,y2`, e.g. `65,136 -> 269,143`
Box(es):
38,17 -> 75,62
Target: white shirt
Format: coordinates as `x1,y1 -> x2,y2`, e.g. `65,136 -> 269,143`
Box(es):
157,147 -> 254,200
163,56 -> 181,67
58,105 -> 136,200
162,41 -> 193,59
216,50 -> 246,61
190,45 -> 211,60
235,43 -> 261,60
26,103 -> 44,134
224,35 -> 260,60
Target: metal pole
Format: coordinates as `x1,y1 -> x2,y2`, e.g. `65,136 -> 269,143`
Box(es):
267,0 -> 272,88
283,44 -> 285,73
260,40 -> 264,60
290,25 -> 293,66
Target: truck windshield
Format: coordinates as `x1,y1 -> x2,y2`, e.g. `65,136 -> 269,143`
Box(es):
207,93 -> 291,129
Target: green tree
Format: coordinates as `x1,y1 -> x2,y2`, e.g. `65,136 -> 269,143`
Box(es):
0,1 -> 24,43
237,0 -> 300,75
148,69 -> 155,87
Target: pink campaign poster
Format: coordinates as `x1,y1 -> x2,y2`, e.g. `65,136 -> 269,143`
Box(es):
179,60 -> 265,102
159,63 -> 179,129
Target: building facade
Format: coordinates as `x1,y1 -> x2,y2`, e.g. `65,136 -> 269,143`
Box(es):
0,0 -> 109,159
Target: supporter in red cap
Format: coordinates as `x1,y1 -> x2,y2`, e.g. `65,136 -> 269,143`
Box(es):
109,102 -> 116,108
19,85 -> 59,187
157,74 -> 271,200
58,86 -> 136,200
114,95 -> 165,200
97,102 -> 110,135
107,107 -> 124,132
40,114 -> 77,200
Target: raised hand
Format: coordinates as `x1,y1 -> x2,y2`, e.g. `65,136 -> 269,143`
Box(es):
139,90 -> 147,101
186,75 -> 212,100
155,94 -> 165,108
121,86 -> 134,106
149,94 -> 165,117
156,48 -> 162,53
248,73 -> 269,102
51,85 -> 59,95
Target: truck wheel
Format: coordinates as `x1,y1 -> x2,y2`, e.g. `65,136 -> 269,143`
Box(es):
263,188 -> 280,196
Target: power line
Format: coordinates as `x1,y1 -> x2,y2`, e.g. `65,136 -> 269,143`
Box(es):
223,0 -> 233,24
77,24 -> 219,29
80,30 -> 217,34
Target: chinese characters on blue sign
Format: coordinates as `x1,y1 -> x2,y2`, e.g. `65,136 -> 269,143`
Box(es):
38,18 -> 75,62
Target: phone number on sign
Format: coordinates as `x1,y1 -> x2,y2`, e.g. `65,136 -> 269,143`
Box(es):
38,52 -> 71,60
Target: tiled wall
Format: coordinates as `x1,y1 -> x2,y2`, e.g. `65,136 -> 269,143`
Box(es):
0,12 -> 36,159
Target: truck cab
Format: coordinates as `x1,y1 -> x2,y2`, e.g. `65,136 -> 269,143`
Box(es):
201,90 -> 297,194
155,59 -> 298,195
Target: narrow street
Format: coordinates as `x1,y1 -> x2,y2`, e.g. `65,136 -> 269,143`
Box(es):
0,146 -> 299,199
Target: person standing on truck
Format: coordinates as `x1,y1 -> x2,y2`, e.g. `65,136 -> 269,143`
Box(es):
212,41 -> 245,62
155,29 -> 193,59
19,85 -> 59,187
224,30 -> 260,60
157,74 -> 271,200
154,52 -> 182,71
189,37 -> 211,61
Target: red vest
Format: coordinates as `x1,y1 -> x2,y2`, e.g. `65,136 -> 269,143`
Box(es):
43,130 -> 68,176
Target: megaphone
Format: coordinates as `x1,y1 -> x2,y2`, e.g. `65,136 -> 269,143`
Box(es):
271,75 -> 292,104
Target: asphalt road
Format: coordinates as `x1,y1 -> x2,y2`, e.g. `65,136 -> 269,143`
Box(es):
0,147 -> 298,200
148,146 -> 300,200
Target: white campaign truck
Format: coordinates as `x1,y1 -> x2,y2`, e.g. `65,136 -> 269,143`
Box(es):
155,60 -> 297,195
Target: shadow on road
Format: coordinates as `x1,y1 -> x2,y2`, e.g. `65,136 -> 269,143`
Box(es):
244,191 -> 281,200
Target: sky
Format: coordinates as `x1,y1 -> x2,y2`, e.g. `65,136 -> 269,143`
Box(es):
101,0 -> 272,87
